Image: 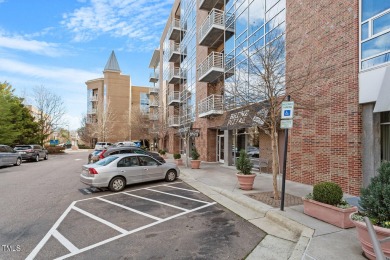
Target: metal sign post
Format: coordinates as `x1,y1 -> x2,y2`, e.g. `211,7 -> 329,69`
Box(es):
280,96 -> 293,211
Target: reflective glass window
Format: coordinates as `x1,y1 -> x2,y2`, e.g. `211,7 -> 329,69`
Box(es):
362,0 -> 390,21
361,31 -> 390,59
361,22 -> 369,40
249,0 -> 265,34
373,12 -> 390,35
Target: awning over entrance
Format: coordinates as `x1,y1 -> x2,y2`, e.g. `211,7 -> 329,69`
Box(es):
374,67 -> 390,113
220,103 -> 267,130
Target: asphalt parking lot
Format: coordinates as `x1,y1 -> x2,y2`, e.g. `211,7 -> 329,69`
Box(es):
27,181 -> 264,259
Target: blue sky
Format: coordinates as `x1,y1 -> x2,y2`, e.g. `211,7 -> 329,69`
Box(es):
0,0 -> 173,130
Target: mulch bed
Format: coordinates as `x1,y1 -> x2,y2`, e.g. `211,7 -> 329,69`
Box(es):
247,192 -> 303,208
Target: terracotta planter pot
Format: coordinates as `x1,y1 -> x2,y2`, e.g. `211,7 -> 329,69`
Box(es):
350,213 -> 390,259
191,160 -> 201,169
175,159 -> 183,166
302,198 -> 357,228
236,173 -> 256,190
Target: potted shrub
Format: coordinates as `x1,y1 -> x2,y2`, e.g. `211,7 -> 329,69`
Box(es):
302,182 -> 357,228
236,150 -> 255,190
350,161 -> 390,259
191,147 -> 201,169
173,153 -> 183,166
159,149 -> 167,159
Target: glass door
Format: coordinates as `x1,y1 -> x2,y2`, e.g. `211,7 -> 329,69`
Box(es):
218,135 -> 224,163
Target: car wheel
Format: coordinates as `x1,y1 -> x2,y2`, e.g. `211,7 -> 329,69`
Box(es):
44,154 -> 48,160
35,154 -> 39,162
165,170 -> 177,182
14,158 -> 22,166
109,177 -> 126,192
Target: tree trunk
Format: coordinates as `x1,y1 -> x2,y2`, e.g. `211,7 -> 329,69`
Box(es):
271,125 -> 280,200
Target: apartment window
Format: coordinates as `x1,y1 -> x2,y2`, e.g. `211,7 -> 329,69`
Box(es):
140,93 -> 149,114
360,1 -> 390,70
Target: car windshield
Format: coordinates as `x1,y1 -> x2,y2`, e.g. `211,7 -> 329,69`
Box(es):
14,146 -> 32,150
95,156 -> 118,166
93,150 -> 102,155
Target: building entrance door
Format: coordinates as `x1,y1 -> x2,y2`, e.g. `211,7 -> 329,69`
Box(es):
218,135 -> 224,163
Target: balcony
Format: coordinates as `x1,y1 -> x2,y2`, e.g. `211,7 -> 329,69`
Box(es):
168,68 -> 186,85
199,0 -> 224,11
225,54 -> 234,79
199,9 -> 234,48
168,18 -> 184,42
149,100 -> 159,107
168,116 -> 180,127
168,91 -> 181,106
149,72 -> 159,83
168,43 -> 186,63
198,52 -> 224,82
89,95 -> 98,102
198,95 -> 224,118
149,87 -> 159,95
149,113 -> 158,121
87,108 -> 97,114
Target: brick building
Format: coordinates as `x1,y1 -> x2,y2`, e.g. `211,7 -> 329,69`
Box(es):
86,51 -> 151,146
149,0 -> 390,195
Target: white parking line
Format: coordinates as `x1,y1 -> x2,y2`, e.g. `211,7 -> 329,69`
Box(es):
164,185 -> 200,193
72,206 -> 128,234
97,197 -> 162,221
123,193 -> 189,212
55,202 -> 216,260
52,230 -> 78,253
145,188 -> 209,204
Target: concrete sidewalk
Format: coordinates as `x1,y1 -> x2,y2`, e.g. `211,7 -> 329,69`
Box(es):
169,156 -> 365,260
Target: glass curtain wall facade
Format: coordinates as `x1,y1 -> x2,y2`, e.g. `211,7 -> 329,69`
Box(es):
180,0 -> 197,127
224,0 -> 286,110
360,1 -> 390,70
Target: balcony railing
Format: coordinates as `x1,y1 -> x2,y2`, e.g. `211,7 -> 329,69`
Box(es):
87,108 -> 97,114
168,116 -> 180,127
168,18 -> 184,42
199,9 -> 234,48
168,68 -> 186,84
89,95 -> 98,102
149,100 -> 159,107
168,91 -> 181,106
149,87 -> 159,95
225,54 -> 235,79
199,0 -> 224,11
198,95 -> 224,118
149,71 -> 159,83
169,43 -> 183,63
86,117 -> 97,124
149,113 -> 158,121
197,51 -> 224,82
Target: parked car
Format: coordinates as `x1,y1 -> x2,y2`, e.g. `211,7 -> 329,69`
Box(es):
112,141 -> 137,147
94,142 -> 112,150
100,147 -> 165,163
80,154 -> 180,192
14,145 -> 48,162
88,150 -> 103,163
0,145 -> 22,167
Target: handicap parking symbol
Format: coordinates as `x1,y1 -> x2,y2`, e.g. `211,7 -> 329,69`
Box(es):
284,110 -> 291,117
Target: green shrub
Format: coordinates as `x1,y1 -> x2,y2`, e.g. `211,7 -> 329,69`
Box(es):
45,146 -> 65,154
236,149 -> 253,175
360,161 -> 390,227
191,147 -> 200,160
312,182 -> 343,206
160,150 -> 166,155
78,144 -> 91,149
173,153 -> 181,159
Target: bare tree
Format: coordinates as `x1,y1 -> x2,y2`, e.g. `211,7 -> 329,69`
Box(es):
33,85 -> 66,146
77,114 -> 94,145
95,99 -> 117,142
129,107 -> 151,146
225,33 -> 332,200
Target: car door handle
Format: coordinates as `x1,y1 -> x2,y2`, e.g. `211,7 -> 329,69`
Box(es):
144,168 -> 148,170
121,170 -> 126,172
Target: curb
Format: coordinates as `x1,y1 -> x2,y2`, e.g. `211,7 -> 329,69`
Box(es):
179,169 -> 314,259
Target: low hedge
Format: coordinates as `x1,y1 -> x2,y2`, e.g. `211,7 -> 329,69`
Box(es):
45,146 -> 65,154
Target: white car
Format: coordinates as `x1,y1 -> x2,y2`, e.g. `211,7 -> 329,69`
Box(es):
94,142 -> 112,150
80,154 -> 180,192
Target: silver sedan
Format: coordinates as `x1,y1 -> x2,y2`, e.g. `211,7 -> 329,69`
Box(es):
80,154 -> 180,192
